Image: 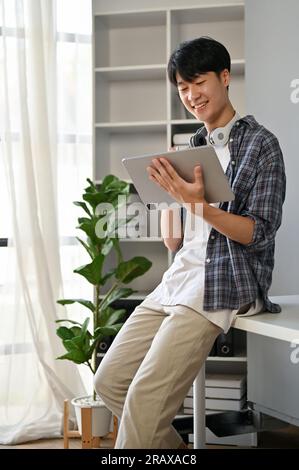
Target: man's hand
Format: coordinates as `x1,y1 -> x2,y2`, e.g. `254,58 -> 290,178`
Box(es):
146,157 -> 206,204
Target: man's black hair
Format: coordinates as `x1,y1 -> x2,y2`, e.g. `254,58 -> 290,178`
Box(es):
167,36 -> 231,86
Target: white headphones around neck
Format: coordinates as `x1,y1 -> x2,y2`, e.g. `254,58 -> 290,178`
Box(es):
208,114 -> 240,147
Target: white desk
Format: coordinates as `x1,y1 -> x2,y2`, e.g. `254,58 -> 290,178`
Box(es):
193,295 -> 299,449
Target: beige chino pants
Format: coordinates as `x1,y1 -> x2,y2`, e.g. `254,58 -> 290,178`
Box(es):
94,299 -> 221,449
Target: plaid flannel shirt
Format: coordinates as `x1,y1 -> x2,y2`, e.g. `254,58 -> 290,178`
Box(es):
188,115 -> 286,313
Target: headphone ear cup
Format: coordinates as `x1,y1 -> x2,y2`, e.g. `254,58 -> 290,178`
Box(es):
208,128 -> 228,146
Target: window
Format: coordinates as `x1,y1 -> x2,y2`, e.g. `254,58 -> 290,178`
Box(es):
0,0 -> 92,267
0,0 -> 95,404
0,0 -> 93,395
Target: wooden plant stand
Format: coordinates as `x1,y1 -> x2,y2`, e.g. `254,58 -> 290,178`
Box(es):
63,399 -> 118,449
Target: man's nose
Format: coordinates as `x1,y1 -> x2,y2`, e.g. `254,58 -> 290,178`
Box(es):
187,85 -> 200,104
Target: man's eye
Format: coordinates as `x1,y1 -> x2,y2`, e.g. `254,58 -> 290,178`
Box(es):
179,88 -> 187,92
196,81 -> 205,85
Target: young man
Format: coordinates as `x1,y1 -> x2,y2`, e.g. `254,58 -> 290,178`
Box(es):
94,37 -> 286,449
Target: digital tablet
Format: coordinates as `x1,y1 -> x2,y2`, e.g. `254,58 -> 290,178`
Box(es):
122,146 -> 235,206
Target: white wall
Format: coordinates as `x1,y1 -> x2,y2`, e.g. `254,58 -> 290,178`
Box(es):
245,0 -> 299,295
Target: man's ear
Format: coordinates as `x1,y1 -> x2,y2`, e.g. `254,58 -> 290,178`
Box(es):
221,69 -> 230,88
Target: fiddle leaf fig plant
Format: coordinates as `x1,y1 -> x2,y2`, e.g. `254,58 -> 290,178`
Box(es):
55,176 -> 152,397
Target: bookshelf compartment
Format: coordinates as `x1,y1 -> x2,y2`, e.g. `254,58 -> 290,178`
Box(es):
95,128 -> 167,181
94,11 -> 167,68
170,6 -> 244,61
95,75 -> 167,123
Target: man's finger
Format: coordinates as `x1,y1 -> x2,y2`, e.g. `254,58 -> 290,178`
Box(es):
194,165 -> 203,183
159,157 -> 179,179
151,158 -> 173,183
149,167 -> 169,192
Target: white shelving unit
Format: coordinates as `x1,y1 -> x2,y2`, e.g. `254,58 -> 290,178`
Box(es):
92,0 -> 245,298
92,0 -> 253,447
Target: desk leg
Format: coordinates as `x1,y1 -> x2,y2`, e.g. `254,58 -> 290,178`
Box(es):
193,365 -> 205,449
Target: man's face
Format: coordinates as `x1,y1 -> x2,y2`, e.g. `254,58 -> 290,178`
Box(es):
176,70 -> 230,125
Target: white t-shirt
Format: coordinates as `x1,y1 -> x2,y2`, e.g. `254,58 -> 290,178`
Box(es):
144,119 -> 264,332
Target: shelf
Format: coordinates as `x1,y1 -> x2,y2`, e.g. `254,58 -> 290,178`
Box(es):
94,60 -> 244,81
95,64 -> 166,80
120,237 -> 163,242
95,120 -> 203,131
171,119 -> 199,125
207,356 -> 247,362
94,4 -> 244,23
94,10 -> 166,28
95,121 -> 167,133
171,4 -> 244,23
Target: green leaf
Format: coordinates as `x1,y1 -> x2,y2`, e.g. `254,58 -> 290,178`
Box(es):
76,237 -> 94,259
111,238 -> 122,264
74,254 -> 105,285
55,318 -> 83,326
86,178 -> 96,190
56,326 -> 74,340
98,307 -> 127,327
56,350 -> 89,364
99,287 -> 134,311
81,318 -> 90,336
101,175 -> 130,195
57,298 -> 95,312
63,334 -> 90,354
78,217 -> 92,225
88,339 -> 103,356
100,269 -> 116,286
62,338 -> 78,352
73,201 -> 92,217
57,299 -> 77,305
86,236 -> 100,257
94,323 -> 124,337
83,192 -> 107,209
101,239 -> 113,256
101,174 -> 119,190
76,218 -> 97,242
70,326 -> 85,337
116,257 -> 152,284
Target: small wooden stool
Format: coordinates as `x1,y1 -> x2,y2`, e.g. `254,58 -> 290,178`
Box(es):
63,399 -> 118,449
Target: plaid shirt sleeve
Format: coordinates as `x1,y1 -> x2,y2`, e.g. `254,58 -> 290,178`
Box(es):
240,134 -> 286,252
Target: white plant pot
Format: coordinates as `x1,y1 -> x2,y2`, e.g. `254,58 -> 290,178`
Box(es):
71,395 -> 112,437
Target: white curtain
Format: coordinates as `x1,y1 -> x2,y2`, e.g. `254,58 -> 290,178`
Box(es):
0,0 -> 92,444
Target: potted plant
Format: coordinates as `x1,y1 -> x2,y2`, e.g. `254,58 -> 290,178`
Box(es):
55,176 -> 152,437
